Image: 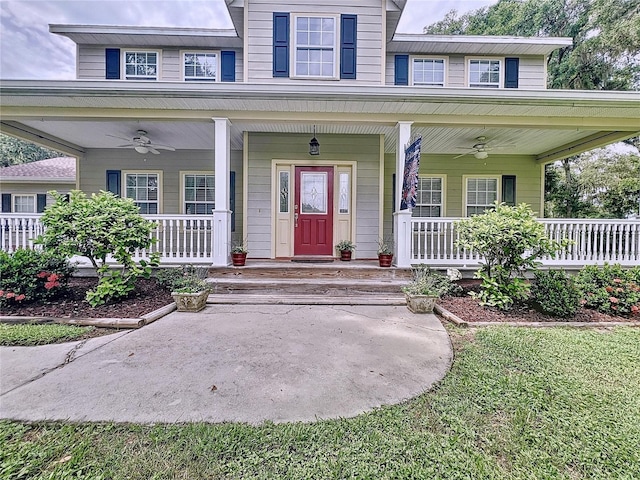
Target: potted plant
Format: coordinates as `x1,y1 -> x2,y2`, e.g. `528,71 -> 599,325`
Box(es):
335,240 -> 356,261
231,239 -> 248,266
377,238 -> 394,267
157,265 -> 210,312
402,265 -> 453,313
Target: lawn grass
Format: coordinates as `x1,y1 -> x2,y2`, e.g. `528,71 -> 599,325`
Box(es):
0,323 -> 94,346
1,326 -> 639,479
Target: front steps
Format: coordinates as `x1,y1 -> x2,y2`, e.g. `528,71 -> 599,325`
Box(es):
207,260 -> 411,305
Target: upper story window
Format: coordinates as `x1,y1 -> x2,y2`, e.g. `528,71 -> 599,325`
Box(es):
13,195 -> 36,213
468,59 -> 502,88
412,58 -> 445,87
294,16 -> 337,78
183,52 -> 218,82
124,51 -> 158,80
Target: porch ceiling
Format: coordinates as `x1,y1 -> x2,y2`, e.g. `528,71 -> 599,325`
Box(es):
1,81 -> 638,161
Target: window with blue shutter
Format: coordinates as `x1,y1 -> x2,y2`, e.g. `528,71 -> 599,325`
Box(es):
395,55 -> 409,85
502,175 -> 516,205
36,194 -> 47,213
106,170 -> 121,196
340,14 -> 357,79
273,12 -> 290,77
505,57 -> 519,88
221,51 -> 236,82
105,48 -> 121,80
1,193 -> 11,212
230,171 -> 236,232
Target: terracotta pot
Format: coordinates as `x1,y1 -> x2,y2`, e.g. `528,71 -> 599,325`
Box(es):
340,250 -> 352,261
405,294 -> 437,314
378,253 -> 393,267
171,290 -> 209,312
232,252 -> 247,266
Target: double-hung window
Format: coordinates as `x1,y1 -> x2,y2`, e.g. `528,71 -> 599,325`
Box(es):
294,16 -> 337,78
183,52 -> 218,81
468,59 -> 501,88
13,195 -> 36,213
183,173 -> 215,214
465,177 -> 499,216
412,177 -> 444,217
124,51 -> 158,80
124,172 -> 160,214
412,58 -> 445,86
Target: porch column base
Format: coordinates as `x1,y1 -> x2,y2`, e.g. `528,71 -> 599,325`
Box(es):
393,209 -> 412,268
212,210 -> 232,266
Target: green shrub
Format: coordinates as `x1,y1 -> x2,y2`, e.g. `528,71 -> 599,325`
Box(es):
0,249 -> 76,307
402,265 -> 461,298
455,202 -> 570,310
531,270 -> 581,318
156,265 -> 210,293
575,264 -> 640,317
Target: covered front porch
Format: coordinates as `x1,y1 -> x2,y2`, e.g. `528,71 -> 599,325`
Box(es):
3,213 -> 638,268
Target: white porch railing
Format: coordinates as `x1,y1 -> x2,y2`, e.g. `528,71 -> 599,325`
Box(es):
0,214 -> 215,264
410,217 -> 640,268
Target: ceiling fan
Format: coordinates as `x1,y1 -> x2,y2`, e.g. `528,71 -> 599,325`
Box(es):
454,136 -> 514,159
107,130 -> 176,155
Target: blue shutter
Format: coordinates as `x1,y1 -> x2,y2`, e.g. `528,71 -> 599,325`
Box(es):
273,12 -> 290,77
505,57 -> 519,88
105,48 -> 120,80
395,55 -> 409,85
36,194 -> 47,213
221,51 -> 236,82
1,193 -> 11,212
340,14 -> 357,79
106,170 -> 121,196
230,171 -> 236,232
502,175 -> 516,206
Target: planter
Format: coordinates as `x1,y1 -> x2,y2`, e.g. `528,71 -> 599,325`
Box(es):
340,250 -> 352,261
231,252 -> 247,266
378,253 -> 393,267
406,294 -> 438,314
171,290 -> 209,312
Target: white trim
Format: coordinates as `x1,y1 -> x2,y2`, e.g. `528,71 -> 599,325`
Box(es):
122,49 -> 162,81
180,171 -> 215,215
465,56 -> 504,89
121,170 -> 163,214
291,14 -> 339,80
410,56 -> 447,87
0,178 -> 75,184
180,50 -> 220,82
463,174 -> 501,216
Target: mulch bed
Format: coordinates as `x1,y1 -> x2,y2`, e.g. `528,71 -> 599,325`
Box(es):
1,278 -> 174,319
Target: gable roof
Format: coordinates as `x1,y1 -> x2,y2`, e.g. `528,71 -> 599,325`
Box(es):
0,157 -> 76,182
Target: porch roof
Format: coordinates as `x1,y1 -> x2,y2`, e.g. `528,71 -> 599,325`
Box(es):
1,80 -> 638,162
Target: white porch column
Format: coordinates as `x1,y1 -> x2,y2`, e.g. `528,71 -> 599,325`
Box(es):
212,117 -> 232,266
393,121 -> 413,268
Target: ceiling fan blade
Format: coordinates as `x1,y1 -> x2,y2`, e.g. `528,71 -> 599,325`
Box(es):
453,152 -> 471,159
151,144 -> 176,151
116,144 -> 135,148
149,147 -> 161,155
106,134 -> 132,142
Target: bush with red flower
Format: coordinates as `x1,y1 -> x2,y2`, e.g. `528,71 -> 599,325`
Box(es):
575,264 -> 640,317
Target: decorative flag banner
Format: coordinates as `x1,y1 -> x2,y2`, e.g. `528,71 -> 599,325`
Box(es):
400,136 -> 421,210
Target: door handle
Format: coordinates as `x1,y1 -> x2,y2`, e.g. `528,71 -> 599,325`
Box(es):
294,213 -> 299,227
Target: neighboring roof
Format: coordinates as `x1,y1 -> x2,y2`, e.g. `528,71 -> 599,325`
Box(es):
0,157 -> 76,183
49,25 -> 242,48
389,34 -> 573,56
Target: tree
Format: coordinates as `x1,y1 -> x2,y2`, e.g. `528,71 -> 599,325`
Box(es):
0,134 -> 63,167
424,0 -> 640,90
37,190 -> 160,306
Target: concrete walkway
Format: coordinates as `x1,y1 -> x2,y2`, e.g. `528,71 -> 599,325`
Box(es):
0,305 -> 452,424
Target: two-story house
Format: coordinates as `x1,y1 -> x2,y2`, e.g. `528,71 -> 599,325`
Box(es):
1,0 -> 639,267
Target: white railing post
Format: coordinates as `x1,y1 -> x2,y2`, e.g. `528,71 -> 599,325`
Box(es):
212,117 -> 232,267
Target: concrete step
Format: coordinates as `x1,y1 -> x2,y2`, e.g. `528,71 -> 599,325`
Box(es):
207,293 -> 406,306
207,277 -> 406,295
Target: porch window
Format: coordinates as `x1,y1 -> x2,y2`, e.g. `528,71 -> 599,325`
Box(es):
339,172 -> 350,214
183,52 -> 218,81
124,51 -> 158,80
465,177 -> 498,216
183,173 -> 215,214
124,172 -> 160,214
13,195 -> 36,213
412,177 -> 444,217
412,58 -> 445,86
294,16 -> 337,78
468,59 -> 501,88
279,171 -> 289,213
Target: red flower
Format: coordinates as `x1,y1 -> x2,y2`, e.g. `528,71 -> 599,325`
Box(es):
613,278 -> 622,284
631,305 -> 639,315
6,292 -> 15,299
47,273 -> 60,282
609,297 -> 619,304
0,290 -> 4,297
37,271 -> 49,278
15,294 -> 26,301
605,286 -> 614,293
44,281 -> 57,290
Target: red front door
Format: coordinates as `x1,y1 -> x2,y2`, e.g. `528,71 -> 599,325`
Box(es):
294,166 -> 333,256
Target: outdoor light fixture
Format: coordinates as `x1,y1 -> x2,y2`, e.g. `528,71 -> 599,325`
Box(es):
309,125 -> 320,155
474,150 -> 488,160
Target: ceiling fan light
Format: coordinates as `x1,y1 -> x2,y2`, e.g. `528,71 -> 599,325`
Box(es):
474,150 -> 488,159
134,145 -> 149,154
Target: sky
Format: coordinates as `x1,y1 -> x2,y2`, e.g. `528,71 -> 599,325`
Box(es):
0,0 -> 497,79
